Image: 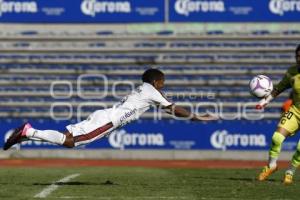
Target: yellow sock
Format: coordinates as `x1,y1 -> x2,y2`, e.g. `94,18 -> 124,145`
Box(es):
269,131 -> 286,160
291,141 -> 300,168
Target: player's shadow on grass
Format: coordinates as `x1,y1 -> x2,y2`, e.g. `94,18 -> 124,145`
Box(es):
228,177 -> 277,182
193,176 -> 277,182
33,180 -> 119,186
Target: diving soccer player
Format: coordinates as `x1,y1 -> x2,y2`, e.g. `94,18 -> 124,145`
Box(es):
4,68 -> 218,150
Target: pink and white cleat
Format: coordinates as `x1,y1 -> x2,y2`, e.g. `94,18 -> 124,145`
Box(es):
21,123 -> 32,137
3,123 -> 32,150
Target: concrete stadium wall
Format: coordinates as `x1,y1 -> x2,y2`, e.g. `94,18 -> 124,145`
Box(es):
0,23 -> 300,33
0,150 -> 295,161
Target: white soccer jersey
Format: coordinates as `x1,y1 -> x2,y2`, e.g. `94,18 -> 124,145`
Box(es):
66,82 -> 172,146
108,82 -> 173,127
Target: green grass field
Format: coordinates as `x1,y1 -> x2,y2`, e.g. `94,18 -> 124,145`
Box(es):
0,167 -> 299,200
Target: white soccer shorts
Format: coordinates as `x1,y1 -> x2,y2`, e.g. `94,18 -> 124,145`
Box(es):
66,109 -> 115,146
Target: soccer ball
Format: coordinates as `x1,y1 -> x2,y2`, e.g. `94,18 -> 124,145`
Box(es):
249,75 -> 273,98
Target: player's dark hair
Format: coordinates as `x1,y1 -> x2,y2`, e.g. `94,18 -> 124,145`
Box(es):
296,44 -> 300,54
142,68 -> 164,84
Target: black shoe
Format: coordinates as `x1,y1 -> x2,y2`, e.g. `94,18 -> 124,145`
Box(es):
3,123 -> 27,150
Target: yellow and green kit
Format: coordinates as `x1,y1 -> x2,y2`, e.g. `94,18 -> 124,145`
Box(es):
270,64 -> 300,168
276,65 -> 300,134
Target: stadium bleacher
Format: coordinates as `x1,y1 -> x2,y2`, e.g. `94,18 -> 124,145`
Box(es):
0,30 -> 298,119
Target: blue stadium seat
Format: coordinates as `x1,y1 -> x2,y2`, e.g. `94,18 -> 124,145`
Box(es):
156,30 -> 173,35
96,31 -> 114,35
20,31 -> 38,35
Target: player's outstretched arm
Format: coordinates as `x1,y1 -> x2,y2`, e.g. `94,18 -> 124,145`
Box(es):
256,67 -> 292,110
256,89 -> 280,109
163,104 -> 219,121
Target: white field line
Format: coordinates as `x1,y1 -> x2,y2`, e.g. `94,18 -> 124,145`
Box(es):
34,173 -> 80,198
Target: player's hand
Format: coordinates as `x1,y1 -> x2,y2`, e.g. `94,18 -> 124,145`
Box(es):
255,94 -> 274,110
195,113 -> 219,121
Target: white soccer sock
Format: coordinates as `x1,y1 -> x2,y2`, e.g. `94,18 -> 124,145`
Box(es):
286,165 -> 297,175
268,157 -> 278,168
27,137 -> 42,141
26,128 -> 66,145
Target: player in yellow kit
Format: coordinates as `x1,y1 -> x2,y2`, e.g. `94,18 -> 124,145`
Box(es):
256,44 -> 300,184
